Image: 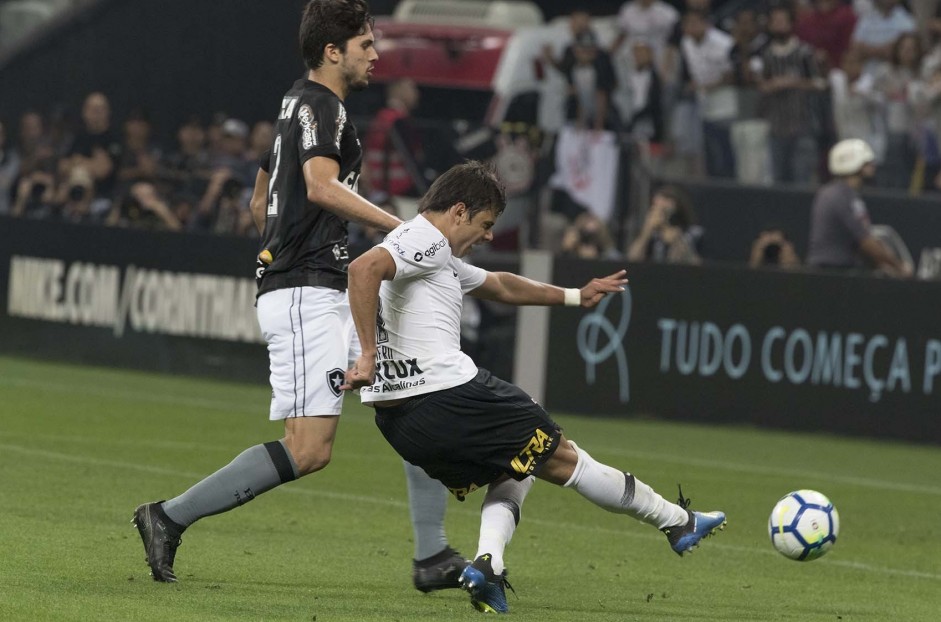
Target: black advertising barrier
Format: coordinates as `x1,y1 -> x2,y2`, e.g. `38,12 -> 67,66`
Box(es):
0,217 -> 518,384
548,258 -> 941,444
5,217 -> 941,443
673,179 -> 941,264
0,217 -> 268,382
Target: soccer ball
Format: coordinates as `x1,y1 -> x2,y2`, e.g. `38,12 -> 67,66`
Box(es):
768,490 -> 840,561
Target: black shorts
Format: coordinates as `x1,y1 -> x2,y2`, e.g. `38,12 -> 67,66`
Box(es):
374,368 -> 562,501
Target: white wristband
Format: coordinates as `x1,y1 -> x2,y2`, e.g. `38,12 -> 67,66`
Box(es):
563,288 -> 581,307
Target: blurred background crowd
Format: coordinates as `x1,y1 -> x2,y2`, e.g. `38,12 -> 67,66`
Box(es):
1,0 -> 938,276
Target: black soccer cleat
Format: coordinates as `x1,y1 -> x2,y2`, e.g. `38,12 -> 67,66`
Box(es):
132,501 -> 182,582
412,546 -> 470,593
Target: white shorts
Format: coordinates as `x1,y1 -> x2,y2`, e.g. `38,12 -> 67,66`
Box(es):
256,286 -> 360,420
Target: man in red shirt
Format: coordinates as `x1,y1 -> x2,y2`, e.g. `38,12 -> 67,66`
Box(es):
364,78 -> 424,197
795,0 -> 857,69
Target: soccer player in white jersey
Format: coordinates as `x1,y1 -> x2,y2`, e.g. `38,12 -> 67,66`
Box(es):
133,0 -> 467,590
343,161 -> 727,614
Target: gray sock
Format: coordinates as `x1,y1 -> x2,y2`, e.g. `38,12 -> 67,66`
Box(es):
403,460 -> 449,560
162,440 -> 298,529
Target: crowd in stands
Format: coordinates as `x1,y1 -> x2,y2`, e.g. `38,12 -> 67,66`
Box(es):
0,92 -> 271,236
547,0 -> 941,191
524,0 -> 931,272
0,0 -> 933,274
0,84 -> 433,242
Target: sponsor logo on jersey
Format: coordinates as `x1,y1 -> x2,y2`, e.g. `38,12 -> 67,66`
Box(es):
388,241 -> 405,256
510,428 -> 554,475
424,239 -> 447,258
332,243 -> 349,262
279,96 -> 299,120
414,252 -> 423,262
375,358 -> 424,381
363,377 -> 427,394
342,170 -> 359,194
361,357 -> 427,394
335,103 -> 347,149
298,104 -> 317,150
326,368 -> 345,397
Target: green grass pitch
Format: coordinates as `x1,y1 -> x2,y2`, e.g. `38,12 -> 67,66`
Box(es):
1,355 -> 940,621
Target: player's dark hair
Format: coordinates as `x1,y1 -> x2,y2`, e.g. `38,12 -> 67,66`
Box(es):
300,0 -> 374,70
418,161 -> 506,219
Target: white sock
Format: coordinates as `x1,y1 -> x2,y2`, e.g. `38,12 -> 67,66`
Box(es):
403,460 -> 449,561
476,477 -> 534,575
563,441 -> 687,530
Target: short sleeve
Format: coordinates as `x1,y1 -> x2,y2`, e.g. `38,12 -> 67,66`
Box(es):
821,186 -> 869,245
296,97 -> 347,166
453,259 -> 487,293
378,221 -> 451,280
259,149 -> 272,173
837,197 -> 871,244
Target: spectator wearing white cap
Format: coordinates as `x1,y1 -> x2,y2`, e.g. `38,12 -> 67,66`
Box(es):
193,117 -> 254,232
214,117 -> 253,183
806,139 -> 912,276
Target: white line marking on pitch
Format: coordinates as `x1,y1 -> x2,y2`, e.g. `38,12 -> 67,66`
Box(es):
4,374 -> 938,499
0,376 -> 263,414
589,445 -> 941,497
1,441 -> 939,583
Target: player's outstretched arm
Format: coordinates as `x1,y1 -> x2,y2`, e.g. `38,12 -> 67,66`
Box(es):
469,269 -> 627,308
341,247 -> 397,391
303,156 -> 401,231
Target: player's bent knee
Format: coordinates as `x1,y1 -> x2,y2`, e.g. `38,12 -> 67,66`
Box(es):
283,440 -> 333,475
292,450 -> 332,475
536,440 -> 579,486
282,415 -> 339,475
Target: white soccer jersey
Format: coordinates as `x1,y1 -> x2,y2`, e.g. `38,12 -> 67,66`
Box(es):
359,214 -> 486,403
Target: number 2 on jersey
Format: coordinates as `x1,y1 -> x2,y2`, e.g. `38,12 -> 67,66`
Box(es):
267,134 -> 282,217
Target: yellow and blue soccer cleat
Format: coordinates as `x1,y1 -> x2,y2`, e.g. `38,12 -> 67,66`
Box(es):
458,554 -> 514,614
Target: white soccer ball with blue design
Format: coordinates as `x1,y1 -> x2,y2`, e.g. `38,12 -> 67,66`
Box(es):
768,490 -> 839,561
